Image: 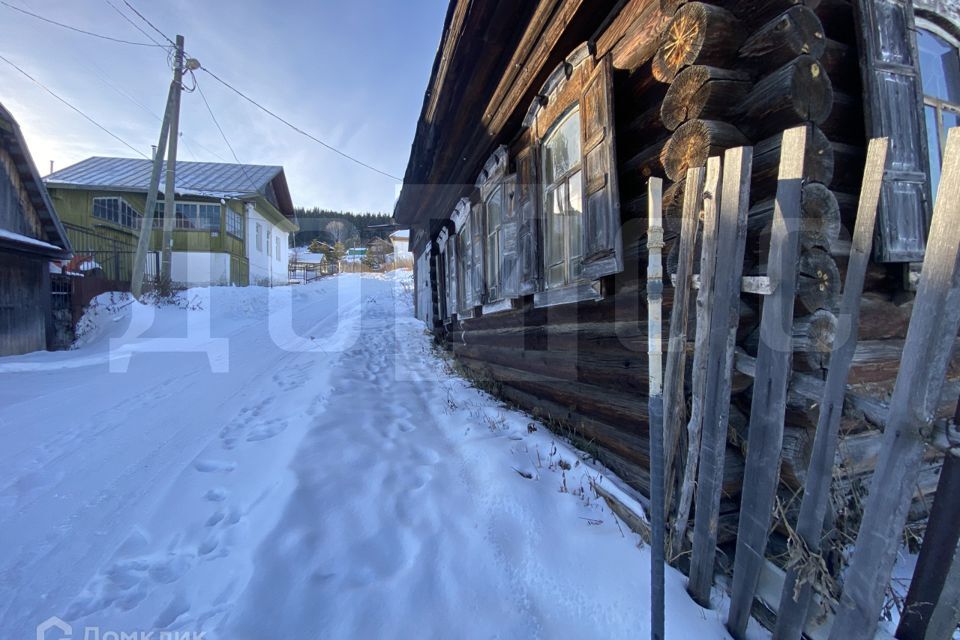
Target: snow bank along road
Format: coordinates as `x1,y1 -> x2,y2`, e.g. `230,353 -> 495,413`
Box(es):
0,273 -> 736,639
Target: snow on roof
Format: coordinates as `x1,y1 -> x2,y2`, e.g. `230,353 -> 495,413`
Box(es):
390,230 -> 410,241
45,156 -> 282,201
0,228 -> 63,252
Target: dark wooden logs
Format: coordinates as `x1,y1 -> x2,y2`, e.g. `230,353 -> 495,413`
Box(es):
738,6 -> 827,72
797,246 -> 841,313
793,308 -> 838,372
820,38 -> 860,91
621,132 -> 671,181
719,0 -> 823,32
659,119 -> 749,181
652,3 -> 745,83
738,55 -> 834,139
751,126 -> 834,197
748,182 -> 841,250
661,66 -> 751,130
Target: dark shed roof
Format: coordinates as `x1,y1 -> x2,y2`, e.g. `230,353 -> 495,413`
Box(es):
0,102 -> 72,258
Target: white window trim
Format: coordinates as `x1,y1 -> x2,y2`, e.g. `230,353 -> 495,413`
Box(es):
476,145 -> 510,306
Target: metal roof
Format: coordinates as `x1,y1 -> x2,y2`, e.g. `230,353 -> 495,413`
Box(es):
45,156 -> 279,198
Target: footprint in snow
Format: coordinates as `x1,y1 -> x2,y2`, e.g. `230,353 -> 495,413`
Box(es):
193,459 -> 236,473
204,488 -> 228,502
246,420 -> 287,442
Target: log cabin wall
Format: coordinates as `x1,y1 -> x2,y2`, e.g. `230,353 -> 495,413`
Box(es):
401,0 -> 955,567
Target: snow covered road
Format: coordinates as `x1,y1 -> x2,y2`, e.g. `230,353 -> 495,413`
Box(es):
1,273 -> 736,639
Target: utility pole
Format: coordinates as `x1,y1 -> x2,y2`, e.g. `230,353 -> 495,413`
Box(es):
161,35 -> 185,284
130,89 -> 173,298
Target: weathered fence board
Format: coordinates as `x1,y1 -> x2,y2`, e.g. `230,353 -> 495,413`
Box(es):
774,137 -> 889,640
663,166 -> 706,516
670,158 -> 718,561
727,125 -> 808,638
830,127 -> 960,640
688,145 -> 753,606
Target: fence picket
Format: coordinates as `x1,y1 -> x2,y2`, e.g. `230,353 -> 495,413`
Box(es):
830,127 -> 960,640
688,145 -> 753,606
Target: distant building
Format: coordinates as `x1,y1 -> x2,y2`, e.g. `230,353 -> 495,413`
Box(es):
45,157 -> 298,287
389,230 -> 412,262
0,103 -> 72,356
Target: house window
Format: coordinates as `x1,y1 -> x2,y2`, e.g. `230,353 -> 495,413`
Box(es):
456,229 -> 468,310
485,185 -> 503,298
154,201 -> 222,230
226,209 -> 244,239
275,236 -> 281,261
256,223 -> 263,251
541,107 -> 583,290
92,197 -> 142,229
918,24 -> 960,200
267,229 -> 272,257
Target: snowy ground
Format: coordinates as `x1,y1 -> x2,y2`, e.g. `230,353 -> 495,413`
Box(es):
1,272 -> 740,639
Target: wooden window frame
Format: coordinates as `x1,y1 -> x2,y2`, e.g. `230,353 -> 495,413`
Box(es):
92,196 -> 142,230
917,19 -> 960,198
476,145 -> 517,315
539,106 -> 584,294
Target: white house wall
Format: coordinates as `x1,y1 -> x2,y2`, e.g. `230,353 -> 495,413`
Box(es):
155,251 -> 231,286
245,202 -> 290,286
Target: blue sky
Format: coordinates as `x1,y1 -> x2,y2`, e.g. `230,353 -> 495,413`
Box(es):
0,0 -> 447,212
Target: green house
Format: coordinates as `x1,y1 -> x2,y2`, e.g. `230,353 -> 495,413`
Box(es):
45,157 -> 299,287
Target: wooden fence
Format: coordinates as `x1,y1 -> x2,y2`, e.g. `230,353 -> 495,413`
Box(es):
648,125 -> 960,639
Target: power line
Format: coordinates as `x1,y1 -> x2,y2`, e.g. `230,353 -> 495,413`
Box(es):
0,0 -> 162,47
194,75 -> 265,194
102,0 -> 168,49
0,52 -> 149,159
200,67 -> 402,181
121,0 -> 177,48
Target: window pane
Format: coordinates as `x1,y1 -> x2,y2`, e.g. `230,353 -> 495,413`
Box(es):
199,204 -> 220,230
567,171 -> 583,279
926,105 -> 943,201
919,29 -> 960,103
545,184 -> 565,272
543,109 -> 582,184
486,188 -> 502,292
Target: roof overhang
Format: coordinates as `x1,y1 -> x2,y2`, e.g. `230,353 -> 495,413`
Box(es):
0,103 -> 72,258
394,0 -> 621,254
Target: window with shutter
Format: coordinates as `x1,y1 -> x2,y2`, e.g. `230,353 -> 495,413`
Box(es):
445,230 -> 458,321
579,54 -> 623,280
451,198 -> 476,317
523,43 -> 615,308
855,0 -> 932,262
515,144 -> 541,295
476,146 -> 520,312
469,201 -> 486,306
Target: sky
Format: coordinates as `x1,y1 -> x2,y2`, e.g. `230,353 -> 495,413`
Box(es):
0,0 -> 447,213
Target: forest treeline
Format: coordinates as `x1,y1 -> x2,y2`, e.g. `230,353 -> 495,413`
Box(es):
292,208 -> 394,247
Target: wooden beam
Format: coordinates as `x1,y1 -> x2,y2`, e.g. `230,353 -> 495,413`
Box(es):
774,137 -> 888,640
688,144 -> 753,607
830,128 -> 960,640
663,166 -> 706,519
727,125 -> 808,639
670,157 -> 721,561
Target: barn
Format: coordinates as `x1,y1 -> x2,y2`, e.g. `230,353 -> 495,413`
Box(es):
396,1 -> 960,637
0,102 -> 72,357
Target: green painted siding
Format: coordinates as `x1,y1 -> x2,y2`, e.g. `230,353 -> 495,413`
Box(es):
49,187 -> 251,284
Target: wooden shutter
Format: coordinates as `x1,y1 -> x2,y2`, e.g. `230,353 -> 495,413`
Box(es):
470,201 -> 486,305
516,145 -> 541,294
579,54 -> 623,280
445,232 -> 458,318
499,174 -> 520,299
854,0 -> 931,262
460,213 -> 476,312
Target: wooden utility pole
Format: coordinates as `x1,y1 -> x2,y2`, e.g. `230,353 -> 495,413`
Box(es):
130,89 -> 174,298
161,35 -> 185,283
646,177 -> 665,640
